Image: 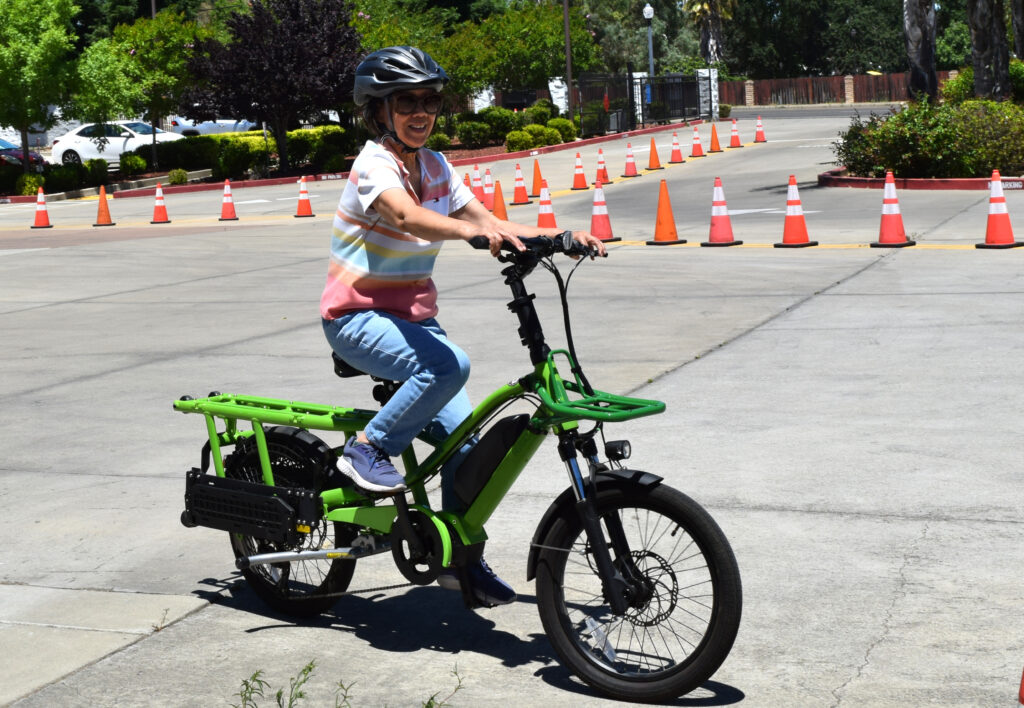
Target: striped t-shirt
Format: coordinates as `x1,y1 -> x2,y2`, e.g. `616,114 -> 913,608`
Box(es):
320,140 -> 474,322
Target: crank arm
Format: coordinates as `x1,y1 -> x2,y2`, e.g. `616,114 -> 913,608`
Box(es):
236,540 -> 391,570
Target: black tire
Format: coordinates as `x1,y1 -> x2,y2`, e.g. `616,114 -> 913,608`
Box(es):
223,426 -> 356,617
535,481 -> 742,703
61,150 -> 81,166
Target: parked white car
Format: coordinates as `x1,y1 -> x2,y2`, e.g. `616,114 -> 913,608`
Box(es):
49,121 -> 184,167
166,115 -> 257,136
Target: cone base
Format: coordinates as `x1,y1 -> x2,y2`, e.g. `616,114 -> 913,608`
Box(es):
975,241 -> 1024,249
510,199 -> 533,206
774,241 -> 818,248
709,148 -> 723,153
294,214 -> 315,218
219,217 -> 239,222
150,220 -> 171,224
620,173 -> 641,178
646,166 -> 664,171
668,159 -> 685,164
701,240 -> 743,247
870,240 -> 915,248
92,222 -> 116,227
645,239 -> 687,246
727,144 -> 744,149
571,186 -> 590,191
30,224 -> 53,229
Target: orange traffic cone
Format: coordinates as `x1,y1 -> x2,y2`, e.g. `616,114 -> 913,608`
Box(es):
590,180 -> 620,243
669,132 -> 685,164
977,170 -> 1023,249
728,119 -> 743,148
774,175 -> 817,248
690,125 -> 705,158
754,116 -> 767,143
571,152 -> 589,190
593,149 -> 611,185
1018,666 -> 1024,705
93,185 -> 115,227
702,177 -> 742,247
647,137 -> 663,171
470,165 -> 485,203
709,123 -> 722,153
871,171 -> 914,247
621,143 -> 640,178
530,159 -> 544,198
482,168 -> 496,210
219,179 -> 238,221
151,183 -> 171,224
464,172 -> 471,188
492,180 -> 509,221
30,187 -> 52,229
510,163 -> 532,205
537,180 -> 557,228
646,179 -> 686,246
294,176 -> 314,218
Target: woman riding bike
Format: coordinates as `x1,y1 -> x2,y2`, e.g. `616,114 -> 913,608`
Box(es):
320,46 -> 606,606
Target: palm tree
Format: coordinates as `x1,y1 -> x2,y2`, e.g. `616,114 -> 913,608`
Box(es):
904,0 -> 938,100
966,0 -> 1010,98
682,0 -> 736,65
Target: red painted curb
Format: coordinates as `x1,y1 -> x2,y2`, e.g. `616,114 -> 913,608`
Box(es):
819,167 -> 1024,191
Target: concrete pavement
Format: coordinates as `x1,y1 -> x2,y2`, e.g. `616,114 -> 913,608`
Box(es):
1,109 -> 1022,706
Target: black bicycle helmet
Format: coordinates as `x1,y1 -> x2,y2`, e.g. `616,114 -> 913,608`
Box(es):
353,46 -> 449,107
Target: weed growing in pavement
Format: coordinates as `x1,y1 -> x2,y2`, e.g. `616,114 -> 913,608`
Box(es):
231,660 -> 463,708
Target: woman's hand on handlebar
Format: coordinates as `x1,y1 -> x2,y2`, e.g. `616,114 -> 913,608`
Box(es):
464,227 -> 526,257
567,230 -> 607,259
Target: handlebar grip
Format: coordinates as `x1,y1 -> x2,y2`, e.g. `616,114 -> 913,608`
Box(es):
468,235 -> 491,250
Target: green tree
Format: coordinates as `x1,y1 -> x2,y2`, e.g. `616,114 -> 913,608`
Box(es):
72,37 -> 145,126
0,0 -> 79,174
584,0 -> 693,76
823,0 -> 906,74
682,0 -> 736,65
113,11 -> 208,166
184,0 -> 361,172
724,0 -> 828,78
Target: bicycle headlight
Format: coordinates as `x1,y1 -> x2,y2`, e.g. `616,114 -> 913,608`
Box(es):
605,440 -> 631,461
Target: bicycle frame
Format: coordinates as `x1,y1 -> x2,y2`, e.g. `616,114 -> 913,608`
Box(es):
173,346 -> 664,548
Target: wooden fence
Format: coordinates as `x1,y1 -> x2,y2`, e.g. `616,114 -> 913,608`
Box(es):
720,71 -> 954,106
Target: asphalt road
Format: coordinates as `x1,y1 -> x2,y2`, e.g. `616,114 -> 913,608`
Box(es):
1,108 -> 1022,707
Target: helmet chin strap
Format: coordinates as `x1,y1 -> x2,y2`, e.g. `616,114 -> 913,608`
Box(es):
377,97 -> 419,154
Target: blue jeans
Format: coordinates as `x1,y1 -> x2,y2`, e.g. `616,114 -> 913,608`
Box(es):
322,311 -> 474,510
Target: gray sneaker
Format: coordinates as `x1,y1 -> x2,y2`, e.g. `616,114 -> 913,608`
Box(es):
336,438 -> 406,494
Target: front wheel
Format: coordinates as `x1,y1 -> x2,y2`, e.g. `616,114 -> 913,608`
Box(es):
61,150 -> 81,166
535,482 -> 741,703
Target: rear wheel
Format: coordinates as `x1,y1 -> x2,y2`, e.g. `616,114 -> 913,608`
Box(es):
535,482 -> 741,702
223,426 -> 356,617
61,150 -> 81,166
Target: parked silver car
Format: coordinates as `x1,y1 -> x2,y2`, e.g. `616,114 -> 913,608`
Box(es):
49,121 -> 184,167
166,115 -> 257,136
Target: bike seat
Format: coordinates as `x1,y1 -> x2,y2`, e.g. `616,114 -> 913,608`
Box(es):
332,352 -> 368,378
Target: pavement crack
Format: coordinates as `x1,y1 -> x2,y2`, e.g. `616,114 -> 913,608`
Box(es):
830,521 -> 930,707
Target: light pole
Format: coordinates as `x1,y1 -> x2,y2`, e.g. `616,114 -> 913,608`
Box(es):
643,3 -> 655,79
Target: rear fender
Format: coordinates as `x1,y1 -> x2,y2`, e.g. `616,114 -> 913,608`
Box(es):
525,468 -> 662,581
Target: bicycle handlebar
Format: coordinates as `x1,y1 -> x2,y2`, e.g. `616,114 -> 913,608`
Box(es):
468,232 -> 604,260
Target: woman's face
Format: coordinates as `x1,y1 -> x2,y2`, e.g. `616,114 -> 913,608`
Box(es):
377,89 -> 442,149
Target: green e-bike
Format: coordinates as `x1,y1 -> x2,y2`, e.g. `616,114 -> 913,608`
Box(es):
175,233 -> 741,702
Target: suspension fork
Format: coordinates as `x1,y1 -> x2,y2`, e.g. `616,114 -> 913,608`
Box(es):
558,431 -> 638,615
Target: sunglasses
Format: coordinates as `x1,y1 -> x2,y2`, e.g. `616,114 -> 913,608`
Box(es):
393,93 -> 444,115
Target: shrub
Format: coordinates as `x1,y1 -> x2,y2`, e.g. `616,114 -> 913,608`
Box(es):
455,120 -> 491,149
15,172 -> 44,196
321,153 -> 349,173
84,159 -> 109,186
477,106 -> 517,143
119,153 -> 147,177
941,67 -> 973,105
0,164 -> 23,194
504,129 -> 533,152
720,103 -> 732,118
833,99 -> 1024,178
217,137 -> 270,180
308,125 -> 355,171
43,165 -> 85,193
540,126 -> 562,146
425,132 -> 451,151
287,129 -> 316,166
167,168 -> 189,185
522,104 -> 550,126
523,123 -> 549,144
546,117 -> 576,143
533,97 -> 558,119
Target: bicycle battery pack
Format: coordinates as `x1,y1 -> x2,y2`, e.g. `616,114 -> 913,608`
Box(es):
453,414 -> 531,509
181,469 -> 322,544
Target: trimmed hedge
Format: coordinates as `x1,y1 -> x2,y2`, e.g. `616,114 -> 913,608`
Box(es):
834,99 -> 1024,178
505,129 -> 533,152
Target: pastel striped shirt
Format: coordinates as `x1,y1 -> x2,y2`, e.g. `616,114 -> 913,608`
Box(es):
320,141 -> 474,322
